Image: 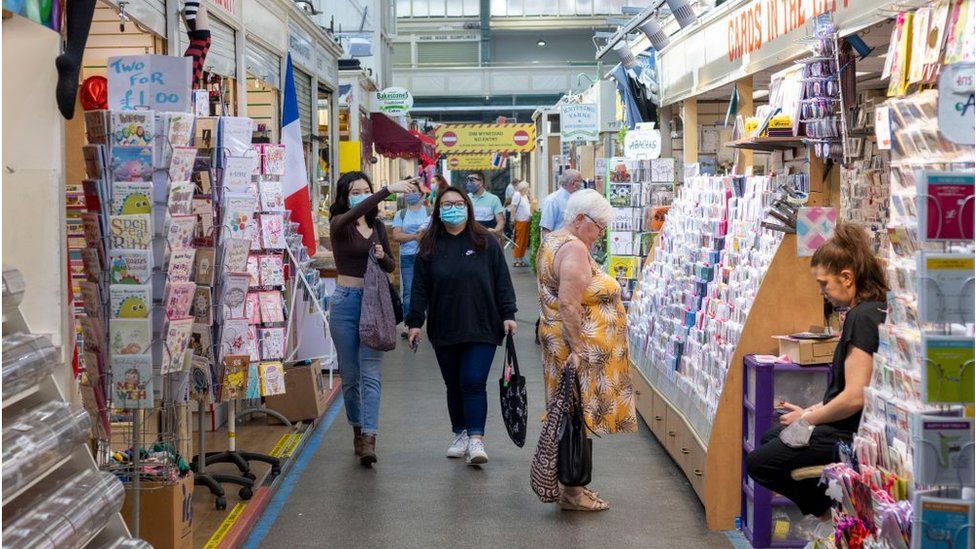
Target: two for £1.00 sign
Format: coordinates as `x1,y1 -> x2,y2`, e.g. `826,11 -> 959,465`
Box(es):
107,55 -> 192,113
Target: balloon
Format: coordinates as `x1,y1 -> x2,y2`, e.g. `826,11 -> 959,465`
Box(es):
80,76 -> 108,111
24,0 -> 40,23
49,0 -> 60,31
4,0 -> 26,15
38,0 -> 50,24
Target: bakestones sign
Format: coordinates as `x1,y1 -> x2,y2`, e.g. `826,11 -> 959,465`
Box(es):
374,87 -> 414,115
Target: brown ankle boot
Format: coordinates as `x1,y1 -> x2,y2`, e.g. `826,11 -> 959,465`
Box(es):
359,434 -> 377,466
353,427 -> 364,457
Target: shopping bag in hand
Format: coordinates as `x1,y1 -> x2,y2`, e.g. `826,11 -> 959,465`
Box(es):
530,363 -> 572,502
499,333 -> 527,447
359,251 -> 396,351
557,372 -> 594,486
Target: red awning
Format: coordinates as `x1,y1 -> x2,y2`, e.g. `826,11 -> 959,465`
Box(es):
370,113 -> 438,166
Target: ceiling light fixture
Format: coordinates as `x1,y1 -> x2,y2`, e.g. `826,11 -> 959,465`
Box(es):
537,40 -> 547,47
638,17 -> 669,50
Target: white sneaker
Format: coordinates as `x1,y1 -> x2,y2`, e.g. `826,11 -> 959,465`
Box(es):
446,431 -> 469,458
466,437 -> 488,465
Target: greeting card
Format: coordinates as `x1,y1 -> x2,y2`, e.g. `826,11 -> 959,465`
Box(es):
259,254 -> 285,287
167,248 -> 195,283
612,208 -> 639,231
218,117 -> 255,159
161,112 -> 194,165
608,256 -> 639,279
80,316 -> 106,354
109,249 -> 152,285
917,171 -> 975,241
109,214 -> 152,249
918,253 -> 976,325
259,361 -> 286,396
110,284 -> 151,318
222,155 -> 258,193
221,273 -> 250,320
221,194 -> 257,240
190,354 -> 215,403
111,181 -> 153,215
79,281 -> 103,319
193,197 -> 214,241
79,381 -> 111,440
163,317 -> 194,374
245,292 -> 261,325
259,180 -> 285,211
111,111 -> 154,147
260,213 -> 285,249
194,117 -> 218,149
168,147 -> 197,183
167,181 -> 195,217
108,318 -> 151,356
80,212 -> 103,249
222,238 -> 251,273
259,327 -> 286,360
259,290 -> 285,323
83,144 -> 106,179
609,232 -> 638,256
911,414 -> 975,486
112,354 -> 153,409
166,215 -> 196,251
194,247 -> 216,285
111,146 -> 154,182
246,254 -> 261,287
85,110 -> 108,144
247,325 -> 260,361
190,323 -> 213,359
192,286 -> 213,325
796,207 -> 838,257
261,144 -> 285,175
912,492 -> 974,549
651,158 -> 675,183
248,219 -> 263,251
645,206 -> 670,232
164,281 -> 196,319
245,362 -> 261,399
609,183 -> 636,208
922,335 -> 975,404
220,355 -> 250,401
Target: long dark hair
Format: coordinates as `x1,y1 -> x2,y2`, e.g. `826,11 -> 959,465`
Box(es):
329,171 -> 379,227
418,188 -> 489,260
811,223 -> 889,302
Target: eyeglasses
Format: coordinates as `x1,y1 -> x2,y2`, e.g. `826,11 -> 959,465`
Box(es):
584,214 -> 607,233
441,201 -> 466,210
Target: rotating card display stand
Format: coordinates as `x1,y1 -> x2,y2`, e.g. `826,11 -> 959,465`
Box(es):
1,267 -> 135,546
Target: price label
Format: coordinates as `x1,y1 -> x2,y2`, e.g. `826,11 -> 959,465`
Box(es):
938,62 -> 975,145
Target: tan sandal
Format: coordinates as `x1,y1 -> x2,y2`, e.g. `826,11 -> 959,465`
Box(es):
559,491 -> 610,511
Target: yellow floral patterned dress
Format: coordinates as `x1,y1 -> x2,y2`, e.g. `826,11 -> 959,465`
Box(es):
537,233 -> 638,435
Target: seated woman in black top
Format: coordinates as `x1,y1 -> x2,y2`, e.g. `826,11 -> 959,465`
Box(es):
746,224 -> 888,518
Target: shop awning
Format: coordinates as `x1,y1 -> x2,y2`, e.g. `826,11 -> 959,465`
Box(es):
370,113 -> 438,166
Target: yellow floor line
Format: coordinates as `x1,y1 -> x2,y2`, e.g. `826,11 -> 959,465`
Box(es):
268,433 -> 291,457
204,502 -> 246,549
269,433 -> 301,459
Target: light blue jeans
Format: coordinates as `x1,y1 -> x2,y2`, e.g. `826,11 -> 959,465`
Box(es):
399,253 -> 417,316
329,286 -> 383,435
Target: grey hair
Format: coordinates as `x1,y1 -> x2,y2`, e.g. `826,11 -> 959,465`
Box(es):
564,189 -> 613,227
559,169 -> 582,189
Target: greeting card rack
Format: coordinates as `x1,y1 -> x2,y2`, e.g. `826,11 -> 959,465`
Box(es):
628,168 -> 829,529
2,268 -> 134,547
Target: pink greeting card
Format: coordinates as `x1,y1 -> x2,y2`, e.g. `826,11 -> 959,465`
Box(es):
245,292 -> 261,325
259,179 -> 285,211
260,213 -> 285,249
262,144 -> 285,176
247,325 -> 260,362
219,320 -> 250,360
259,291 -> 285,323
167,248 -> 196,283
259,327 -> 286,360
164,281 -> 197,319
167,215 -> 197,251
246,254 -> 261,287
168,146 -> 197,183
259,254 -> 285,287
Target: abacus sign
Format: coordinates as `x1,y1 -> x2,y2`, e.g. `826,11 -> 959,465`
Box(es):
107,55 -> 192,113
434,124 -> 537,154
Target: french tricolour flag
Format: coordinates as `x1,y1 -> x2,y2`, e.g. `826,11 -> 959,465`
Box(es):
282,53 -> 316,254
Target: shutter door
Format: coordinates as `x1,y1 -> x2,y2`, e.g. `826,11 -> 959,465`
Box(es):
416,41 -> 478,65
294,68 -> 313,140
179,15 -> 237,78
245,40 -> 281,88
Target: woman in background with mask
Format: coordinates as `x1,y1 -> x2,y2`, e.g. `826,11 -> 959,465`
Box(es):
429,173 -> 447,205
406,187 -> 517,466
392,186 -> 431,337
329,171 -> 418,466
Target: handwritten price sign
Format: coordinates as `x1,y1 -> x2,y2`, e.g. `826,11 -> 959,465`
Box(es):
107,55 -> 192,113
938,62 -> 975,146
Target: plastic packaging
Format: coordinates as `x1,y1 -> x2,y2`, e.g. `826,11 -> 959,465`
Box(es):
2,401 -> 92,498
2,333 -> 59,399
95,536 -> 154,549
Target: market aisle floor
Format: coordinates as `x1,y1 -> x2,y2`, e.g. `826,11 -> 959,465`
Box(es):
250,255 -> 729,548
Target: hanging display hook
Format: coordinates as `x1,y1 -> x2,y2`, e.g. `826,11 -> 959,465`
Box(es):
117,0 -> 130,32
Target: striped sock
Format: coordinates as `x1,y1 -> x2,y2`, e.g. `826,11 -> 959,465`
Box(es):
183,0 -> 200,31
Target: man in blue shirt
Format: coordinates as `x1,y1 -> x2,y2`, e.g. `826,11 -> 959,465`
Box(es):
540,169 -> 584,240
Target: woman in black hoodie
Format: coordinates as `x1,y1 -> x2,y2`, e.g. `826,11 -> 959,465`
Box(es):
406,187 -> 517,466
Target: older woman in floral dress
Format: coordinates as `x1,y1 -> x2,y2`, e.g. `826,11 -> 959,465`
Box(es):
536,188 -> 637,512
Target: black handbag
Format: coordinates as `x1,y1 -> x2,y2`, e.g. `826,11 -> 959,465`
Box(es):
557,370 -> 594,487
498,333 -> 527,447
389,279 -> 403,325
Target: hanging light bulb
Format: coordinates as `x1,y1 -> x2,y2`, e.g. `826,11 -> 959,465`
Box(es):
666,0 -> 696,28
638,17 -> 669,51
613,41 -> 638,71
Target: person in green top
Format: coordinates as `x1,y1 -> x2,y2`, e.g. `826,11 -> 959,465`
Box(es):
465,172 -> 505,239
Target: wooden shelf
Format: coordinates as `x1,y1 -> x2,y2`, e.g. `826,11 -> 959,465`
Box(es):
726,136 -> 806,152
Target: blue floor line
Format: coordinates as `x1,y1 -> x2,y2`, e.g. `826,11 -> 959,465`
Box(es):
242,395 -> 344,549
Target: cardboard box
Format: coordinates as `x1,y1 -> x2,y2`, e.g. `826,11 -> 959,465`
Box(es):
122,472 -> 194,549
265,360 -> 330,422
775,336 -> 839,365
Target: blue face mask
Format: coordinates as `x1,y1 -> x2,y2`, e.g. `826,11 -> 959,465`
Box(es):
405,192 -> 421,205
465,181 -> 480,194
348,194 -> 367,208
440,205 -> 468,226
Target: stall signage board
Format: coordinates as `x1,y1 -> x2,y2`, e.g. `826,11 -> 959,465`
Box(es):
938,62 -> 975,145
447,154 -> 507,171
435,124 -> 536,154
624,128 -> 662,159
657,0 -> 893,105
107,55 -> 192,112
560,103 -> 599,142
288,22 -> 314,70
374,87 -> 414,115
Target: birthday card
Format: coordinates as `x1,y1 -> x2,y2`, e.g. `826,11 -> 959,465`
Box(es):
259,290 -> 285,323
112,354 -> 153,409
111,146 -> 153,182
259,361 -> 286,396
221,273 -> 250,320
220,355 -> 250,401
259,254 -> 285,287
109,249 -> 152,285
112,181 -> 153,215
192,286 -> 213,325
194,247 -> 216,285
167,248 -> 195,283
110,284 -> 151,319
109,214 -> 152,249
260,213 -> 285,249
164,281 -> 196,319
259,327 -> 286,360
162,316 -> 194,374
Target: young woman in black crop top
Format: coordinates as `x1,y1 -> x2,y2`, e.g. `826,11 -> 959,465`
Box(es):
747,224 -> 889,519
328,171 -> 417,466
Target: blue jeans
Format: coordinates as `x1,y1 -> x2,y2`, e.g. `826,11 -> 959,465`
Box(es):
329,286 -> 383,435
399,253 -> 416,316
433,343 -> 497,437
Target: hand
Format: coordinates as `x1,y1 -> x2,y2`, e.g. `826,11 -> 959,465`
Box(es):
407,328 -> 422,347
778,402 -> 806,426
388,178 -> 419,194
503,320 -> 517,336
373,244 -> 385,260
779,416 -> 814,448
